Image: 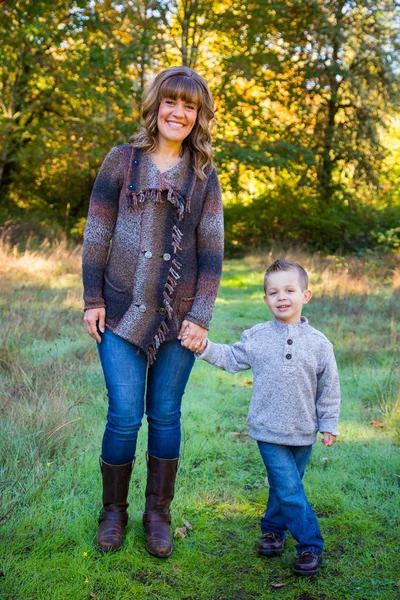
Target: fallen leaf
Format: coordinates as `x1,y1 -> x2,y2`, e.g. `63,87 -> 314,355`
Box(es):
174,527 -> 187,538
321,457 -> 329,463
184,520 -> 193,530
271,582 -> 285,588
229,431 -> 249,438
90,594 -> 98,599
264,476 -> 270,487
243,380 -> 253,387
370,420 -> 385,427
173,565 -> 183,573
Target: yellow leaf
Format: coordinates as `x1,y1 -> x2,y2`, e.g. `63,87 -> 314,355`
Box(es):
174,527 -> 187,538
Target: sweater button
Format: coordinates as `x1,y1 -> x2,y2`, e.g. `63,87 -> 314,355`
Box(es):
128,184 -> 134,191
286,353 -> 292,360
158,307 -> 167,315
144,251 -> 153,259
138,304 -> 147,313
163,253 -> 171,262
132,159 -> 139,165
287,339 -> 293,345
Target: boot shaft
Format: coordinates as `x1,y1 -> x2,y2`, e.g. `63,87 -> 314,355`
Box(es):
144,454 -> 178,516
100,457 -> 134,513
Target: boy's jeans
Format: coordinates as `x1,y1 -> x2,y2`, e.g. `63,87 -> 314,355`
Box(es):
257,441 -> 324,556
97,328 -> 195,464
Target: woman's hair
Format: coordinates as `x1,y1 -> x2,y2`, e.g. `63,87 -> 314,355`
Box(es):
130,66 -> 215,180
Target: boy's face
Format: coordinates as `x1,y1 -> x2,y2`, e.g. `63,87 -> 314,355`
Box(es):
264,270 -> 312,324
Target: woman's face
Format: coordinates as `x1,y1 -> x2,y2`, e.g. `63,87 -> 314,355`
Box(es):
157,97 -> 198,146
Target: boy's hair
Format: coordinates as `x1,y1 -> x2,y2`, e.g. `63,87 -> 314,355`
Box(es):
264,259 -> 309,292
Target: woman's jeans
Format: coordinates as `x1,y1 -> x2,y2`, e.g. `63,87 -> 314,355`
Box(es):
97,329 -> 195,465
257,441 -> 324,556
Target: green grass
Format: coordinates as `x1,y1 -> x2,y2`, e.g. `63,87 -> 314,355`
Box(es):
0,245 -> 399,599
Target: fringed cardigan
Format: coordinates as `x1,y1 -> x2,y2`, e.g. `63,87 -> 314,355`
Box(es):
82,144 -> 224,363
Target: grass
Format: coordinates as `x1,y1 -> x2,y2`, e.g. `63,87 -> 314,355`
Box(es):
0,239 -> 399,600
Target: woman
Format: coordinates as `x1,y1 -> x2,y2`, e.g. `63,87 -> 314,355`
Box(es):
82,66 -> 224,558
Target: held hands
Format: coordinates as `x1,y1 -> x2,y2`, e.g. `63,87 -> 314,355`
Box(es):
178,319 -> 208,353
83,307 -> 106,343
321,432 -> 336,446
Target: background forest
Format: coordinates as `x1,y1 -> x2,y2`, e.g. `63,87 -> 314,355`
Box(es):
1,0 -> 400,254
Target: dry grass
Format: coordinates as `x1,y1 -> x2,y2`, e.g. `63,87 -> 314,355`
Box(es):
1,237 -> 399,456
246,247 -> 399,296
0,235 -> 89,496
0,237 -> 399,600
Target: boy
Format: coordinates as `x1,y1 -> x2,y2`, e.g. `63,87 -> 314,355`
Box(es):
192,259 -> 340,576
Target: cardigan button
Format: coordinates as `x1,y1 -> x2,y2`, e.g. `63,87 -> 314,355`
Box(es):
132,159 -> 139,165
286,354 -> 292,360
128,184 -> 134,191
163,253 -> 171,262
158,307 -> 167,315
138,304 -> 147,313
144,251 -> 153,259
287,339 -> 293,345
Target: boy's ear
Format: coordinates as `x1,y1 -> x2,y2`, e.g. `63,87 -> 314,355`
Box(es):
263,294 -> 268,305
303,289 -> 312,304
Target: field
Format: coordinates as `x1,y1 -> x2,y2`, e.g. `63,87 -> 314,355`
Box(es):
0,240 -> 399,600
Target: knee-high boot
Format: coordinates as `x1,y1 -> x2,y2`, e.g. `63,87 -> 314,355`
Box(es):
96,457 -> 134,551
143,453 -> 178,558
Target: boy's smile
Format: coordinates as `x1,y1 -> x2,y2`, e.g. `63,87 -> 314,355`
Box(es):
264,270 -> 312,324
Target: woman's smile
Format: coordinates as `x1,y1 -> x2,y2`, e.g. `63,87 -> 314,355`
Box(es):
157,97 -> 198,144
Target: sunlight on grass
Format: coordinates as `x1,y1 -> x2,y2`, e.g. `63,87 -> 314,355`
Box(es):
0,239 -> 399,600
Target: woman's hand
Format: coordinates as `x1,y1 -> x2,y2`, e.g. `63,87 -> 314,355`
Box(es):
178,320 -> 208,353
83,307 -> 106,343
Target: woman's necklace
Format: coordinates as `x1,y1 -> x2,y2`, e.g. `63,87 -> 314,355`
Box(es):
159,152 -> 181,170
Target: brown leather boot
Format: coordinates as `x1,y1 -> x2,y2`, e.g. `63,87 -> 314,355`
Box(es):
258,532 -> 285,556
143,453 -> 178,558
96,458 -> 134,551
292,551 -> 322,576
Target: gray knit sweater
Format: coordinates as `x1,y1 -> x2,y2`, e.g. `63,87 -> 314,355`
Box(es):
198,316 -> 340,445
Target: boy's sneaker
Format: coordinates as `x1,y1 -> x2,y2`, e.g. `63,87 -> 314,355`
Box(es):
258,532 -> 285,556
292,551 -> 322,576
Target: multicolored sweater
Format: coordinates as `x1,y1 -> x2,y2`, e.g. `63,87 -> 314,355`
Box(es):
82,144 -> 224,363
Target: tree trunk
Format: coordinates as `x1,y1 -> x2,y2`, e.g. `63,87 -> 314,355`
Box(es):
317,1 -> 345,205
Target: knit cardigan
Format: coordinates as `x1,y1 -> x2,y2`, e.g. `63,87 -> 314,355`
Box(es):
82,144 -> 224,363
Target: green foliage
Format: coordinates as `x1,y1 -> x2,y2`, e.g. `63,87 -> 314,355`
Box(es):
0,1 -> 400,252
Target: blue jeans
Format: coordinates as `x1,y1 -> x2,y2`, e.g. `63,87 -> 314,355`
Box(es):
97,329 -> 195,464
257,441 -> 324,555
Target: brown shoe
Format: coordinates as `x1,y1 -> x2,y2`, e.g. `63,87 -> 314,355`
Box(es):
292,551 -> 322,576
258,532 -> 285,556
143,453 -> 178,558
96,458 -> 133,552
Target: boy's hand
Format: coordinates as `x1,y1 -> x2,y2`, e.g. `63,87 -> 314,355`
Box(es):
321,432 -> 336,446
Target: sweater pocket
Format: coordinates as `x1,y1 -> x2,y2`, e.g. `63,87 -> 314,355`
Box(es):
103,274 -> 132,320
178,296 -> 195,321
